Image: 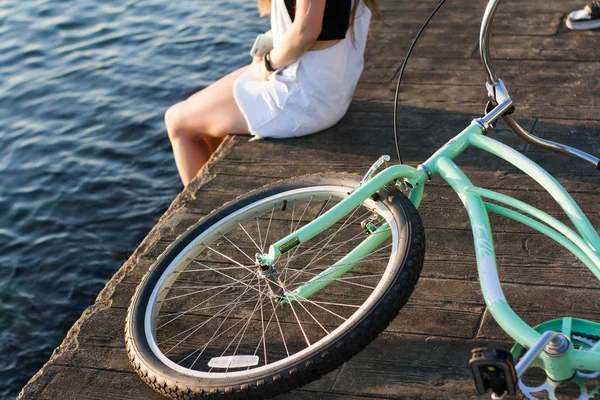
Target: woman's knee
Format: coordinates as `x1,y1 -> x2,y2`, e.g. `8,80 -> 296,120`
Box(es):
165,103 -> 185,140
165,101 -> 219,140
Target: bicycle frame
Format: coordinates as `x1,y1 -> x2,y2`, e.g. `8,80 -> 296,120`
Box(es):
258,121 -> 600,381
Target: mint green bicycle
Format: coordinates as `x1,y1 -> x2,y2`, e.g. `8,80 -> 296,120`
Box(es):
125,1 -> 600,399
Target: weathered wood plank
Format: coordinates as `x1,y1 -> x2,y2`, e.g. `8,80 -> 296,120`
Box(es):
372,11 -> 563,37
330,332 -> 507,399
19,366 -> 168,400
376,0 -> 585,13
363,57 -> 600,88
354,83 -> 600,120
490,34 -> 600,62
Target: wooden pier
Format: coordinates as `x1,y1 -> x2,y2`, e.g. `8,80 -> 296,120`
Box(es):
19,0 -> 600,398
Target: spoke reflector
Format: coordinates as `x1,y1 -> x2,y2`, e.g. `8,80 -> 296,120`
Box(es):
208,355 -> 259,369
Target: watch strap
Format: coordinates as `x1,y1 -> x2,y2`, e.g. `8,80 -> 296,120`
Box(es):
264,51 -> 276,72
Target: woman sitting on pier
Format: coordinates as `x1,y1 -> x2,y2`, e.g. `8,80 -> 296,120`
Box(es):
164,0 -> 380,186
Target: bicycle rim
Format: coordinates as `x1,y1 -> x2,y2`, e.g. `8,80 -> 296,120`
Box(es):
143,184 -> 407,380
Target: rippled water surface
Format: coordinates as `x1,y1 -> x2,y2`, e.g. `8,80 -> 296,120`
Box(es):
0,1 -> 268,397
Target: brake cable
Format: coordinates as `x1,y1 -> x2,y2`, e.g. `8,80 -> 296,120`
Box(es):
393,0 -> 450,165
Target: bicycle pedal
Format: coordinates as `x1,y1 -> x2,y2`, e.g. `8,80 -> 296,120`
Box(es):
469,348 -> 517,396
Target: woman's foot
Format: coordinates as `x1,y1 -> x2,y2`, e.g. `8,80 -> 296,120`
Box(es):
566,1 -> 600,30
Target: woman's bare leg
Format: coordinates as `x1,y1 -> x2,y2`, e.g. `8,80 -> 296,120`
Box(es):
165,65 -> 250,186
204,137 -> 224,153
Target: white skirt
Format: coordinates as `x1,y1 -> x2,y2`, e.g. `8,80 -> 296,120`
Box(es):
233,0 -> 371,140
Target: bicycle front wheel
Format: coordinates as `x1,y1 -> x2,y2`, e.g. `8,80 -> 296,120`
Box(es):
126,173 -> 425,399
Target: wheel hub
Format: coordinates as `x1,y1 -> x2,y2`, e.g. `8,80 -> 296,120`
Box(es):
255,255 -> 284,298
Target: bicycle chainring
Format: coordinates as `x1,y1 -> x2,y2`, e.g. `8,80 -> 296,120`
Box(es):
517,331 -> 600,400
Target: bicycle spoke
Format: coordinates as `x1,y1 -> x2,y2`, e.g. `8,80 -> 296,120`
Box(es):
226,281 -> 267,372
187,283 -> 257,368
255,216 -> 263,252
285,243 -> 393,289
279,195 -> 315,281
177,316 -> 247,367
249,289 -> 298,368
162,288 -> 257,353
289,293 -> 348,321
206,245 -> 255,275
301,299 -> 361,309
294,195 -> 314,233
307,228 -> 391,270
238,222 -> 262,252
258,280 -> 268,365
284,211 -> 370,276
177,284 -> 255,366
161,280 -> 250,302
283,206 -> 371,268
203,276 -> 264,371
269,296 -> 289,357
162,297 -> 261,319
167,284 -> 246,290
287,295 -> 311,347
316,196 -> 333,219
178,264 -> 250,273
285,255 -> 391,275
299,220 -> 390,271
283,224 -> 369,266
290,200 -> 295,235
293,296 -> 329,335
285,253 -> 392,279
284,229 -> 372,280
222,234 -> 256,264
287,269 -> 377,290
157,285 -> 240,330
261,204 -> 275,253
188,260 -> 265,297
161,293 -> 257,349
304,203 -> 365,268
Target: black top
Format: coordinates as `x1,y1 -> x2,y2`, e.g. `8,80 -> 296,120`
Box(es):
284,0 -> 352,41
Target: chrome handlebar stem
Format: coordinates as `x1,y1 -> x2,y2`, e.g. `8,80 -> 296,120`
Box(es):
474,79 -> 513,130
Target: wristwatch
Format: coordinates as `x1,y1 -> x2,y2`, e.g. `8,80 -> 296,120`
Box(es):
264,51 -> 276,72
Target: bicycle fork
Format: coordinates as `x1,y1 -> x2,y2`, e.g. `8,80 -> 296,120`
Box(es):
254,157 -> 429,302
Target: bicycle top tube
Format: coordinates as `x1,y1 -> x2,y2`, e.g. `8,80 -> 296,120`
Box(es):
418,121 -> 484,172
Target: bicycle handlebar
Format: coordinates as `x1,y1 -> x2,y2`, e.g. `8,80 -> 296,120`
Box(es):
479,0 -> 500,84
503,114 -> 600,169
479,0 -> 600,170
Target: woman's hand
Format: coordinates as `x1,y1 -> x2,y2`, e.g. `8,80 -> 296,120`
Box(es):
266,0 -> 324,70
251,55 -> 271,81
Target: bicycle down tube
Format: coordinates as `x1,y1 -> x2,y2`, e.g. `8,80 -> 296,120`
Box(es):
259,121 -> 600,376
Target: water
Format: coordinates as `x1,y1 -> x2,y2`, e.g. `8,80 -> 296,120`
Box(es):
0,1 -> 268,398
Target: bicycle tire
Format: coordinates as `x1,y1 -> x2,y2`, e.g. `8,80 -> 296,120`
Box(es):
125,173 -> 426,399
